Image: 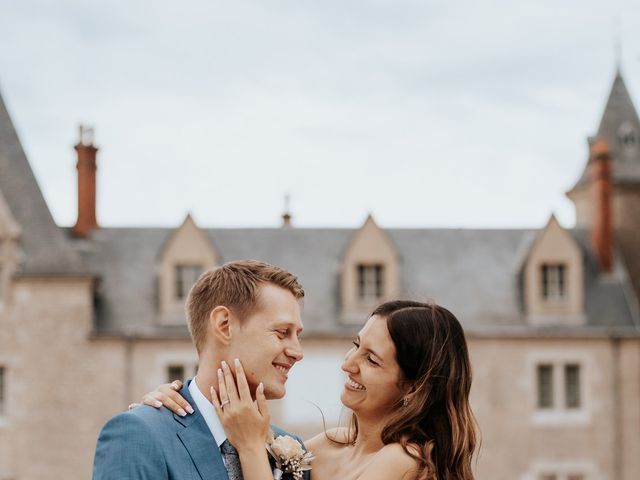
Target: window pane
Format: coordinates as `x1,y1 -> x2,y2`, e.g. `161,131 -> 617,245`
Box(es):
558,265 -> 565,295
175,265 -> 203,300
167,365 -> 185,383
565,364 -> 581,409
537,364 -> 554,408
357,264 -> 384,301
541,264 -> 566,300
374,265 -> 384,297
357,265 -> 366,299
0,366 -> 5,416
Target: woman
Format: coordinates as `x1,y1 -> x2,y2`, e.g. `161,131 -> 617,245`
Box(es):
140,300 -> 478,480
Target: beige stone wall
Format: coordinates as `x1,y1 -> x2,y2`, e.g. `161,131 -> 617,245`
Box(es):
470,336 -> 638,480
0,277 -> 126,480
619,339 -> 640,480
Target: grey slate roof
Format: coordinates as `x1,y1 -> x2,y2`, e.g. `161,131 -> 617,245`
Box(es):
0,89 -> 83,274
572,70 -> 640,190
82,226 -> 638,338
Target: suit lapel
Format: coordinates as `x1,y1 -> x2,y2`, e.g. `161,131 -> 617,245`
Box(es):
175,381 -> 229,480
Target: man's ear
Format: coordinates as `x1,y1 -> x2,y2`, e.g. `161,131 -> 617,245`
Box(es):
209,306 -> 233,345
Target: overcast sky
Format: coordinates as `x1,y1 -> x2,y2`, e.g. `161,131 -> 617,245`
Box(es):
1,0 -> 639,229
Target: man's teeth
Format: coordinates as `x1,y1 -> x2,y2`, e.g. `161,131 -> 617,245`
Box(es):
347,378 -> 366,391
274,365 -> 288,373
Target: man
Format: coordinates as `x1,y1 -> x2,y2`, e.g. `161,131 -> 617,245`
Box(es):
93,260 -> 307,479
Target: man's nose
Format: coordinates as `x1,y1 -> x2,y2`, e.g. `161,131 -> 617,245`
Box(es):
285,337 -> 303,362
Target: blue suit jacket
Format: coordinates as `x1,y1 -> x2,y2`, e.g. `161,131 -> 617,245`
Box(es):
93,380 -> 310,480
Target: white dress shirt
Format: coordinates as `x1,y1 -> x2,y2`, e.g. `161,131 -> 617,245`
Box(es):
189,377 -> 228,449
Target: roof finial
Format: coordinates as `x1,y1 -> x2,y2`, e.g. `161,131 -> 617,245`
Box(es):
613,14 -> 622,71
281,193 -> 292,227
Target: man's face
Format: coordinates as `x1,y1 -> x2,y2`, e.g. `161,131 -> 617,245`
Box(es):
228,283 -> 304,400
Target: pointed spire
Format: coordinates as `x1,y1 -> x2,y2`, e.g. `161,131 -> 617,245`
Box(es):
568,69 -> 640,193
0,85 -> 81,272
596,70 -> 640,140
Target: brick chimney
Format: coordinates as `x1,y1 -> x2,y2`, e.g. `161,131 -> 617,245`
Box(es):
73,125 -> 98,238
589,138 -> 613,272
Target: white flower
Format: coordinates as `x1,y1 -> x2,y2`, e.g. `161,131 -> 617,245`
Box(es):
266,432 -> 314,479
270,435 -> 305,460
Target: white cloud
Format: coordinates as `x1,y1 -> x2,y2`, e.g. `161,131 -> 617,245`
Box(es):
1,0 -> 639,228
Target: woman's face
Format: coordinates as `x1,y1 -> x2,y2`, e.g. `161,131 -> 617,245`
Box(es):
340,315 -> 406,416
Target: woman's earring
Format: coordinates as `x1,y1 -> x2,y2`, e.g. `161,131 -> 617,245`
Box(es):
402,397 -> 408,407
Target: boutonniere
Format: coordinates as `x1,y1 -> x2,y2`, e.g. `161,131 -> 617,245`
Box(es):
266,431 -> 314,480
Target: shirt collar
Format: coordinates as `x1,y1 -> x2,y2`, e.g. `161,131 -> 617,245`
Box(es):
189,377 -> 227,448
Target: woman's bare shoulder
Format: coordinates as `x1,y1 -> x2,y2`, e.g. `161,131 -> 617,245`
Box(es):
357,443 -> 421,480
380,442 -> 420,462
305,427 -> 351,451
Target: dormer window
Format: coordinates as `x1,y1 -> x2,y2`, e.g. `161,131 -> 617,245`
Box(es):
158,214 -> 218,324
340,215 -> 399,324
175,264 -> 203,300
618,122 -> 637,150
522,216 -> 584,324
357,264 -> 384,302
541,263 -> 566,301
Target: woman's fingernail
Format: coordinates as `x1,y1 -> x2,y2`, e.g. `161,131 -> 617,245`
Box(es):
234,358 -> 241,368
178,408 -> 187,417
258,382 -> 264,393
154,400 -> 162,408
186,405 -> 194,414
221,360 -> 228,369
218,368 -> 223,377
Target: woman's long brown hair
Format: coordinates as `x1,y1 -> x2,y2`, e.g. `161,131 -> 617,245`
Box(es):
347,300 -> 478,480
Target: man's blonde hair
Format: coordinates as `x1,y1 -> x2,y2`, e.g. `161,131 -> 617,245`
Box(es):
185,260 -> 305,352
